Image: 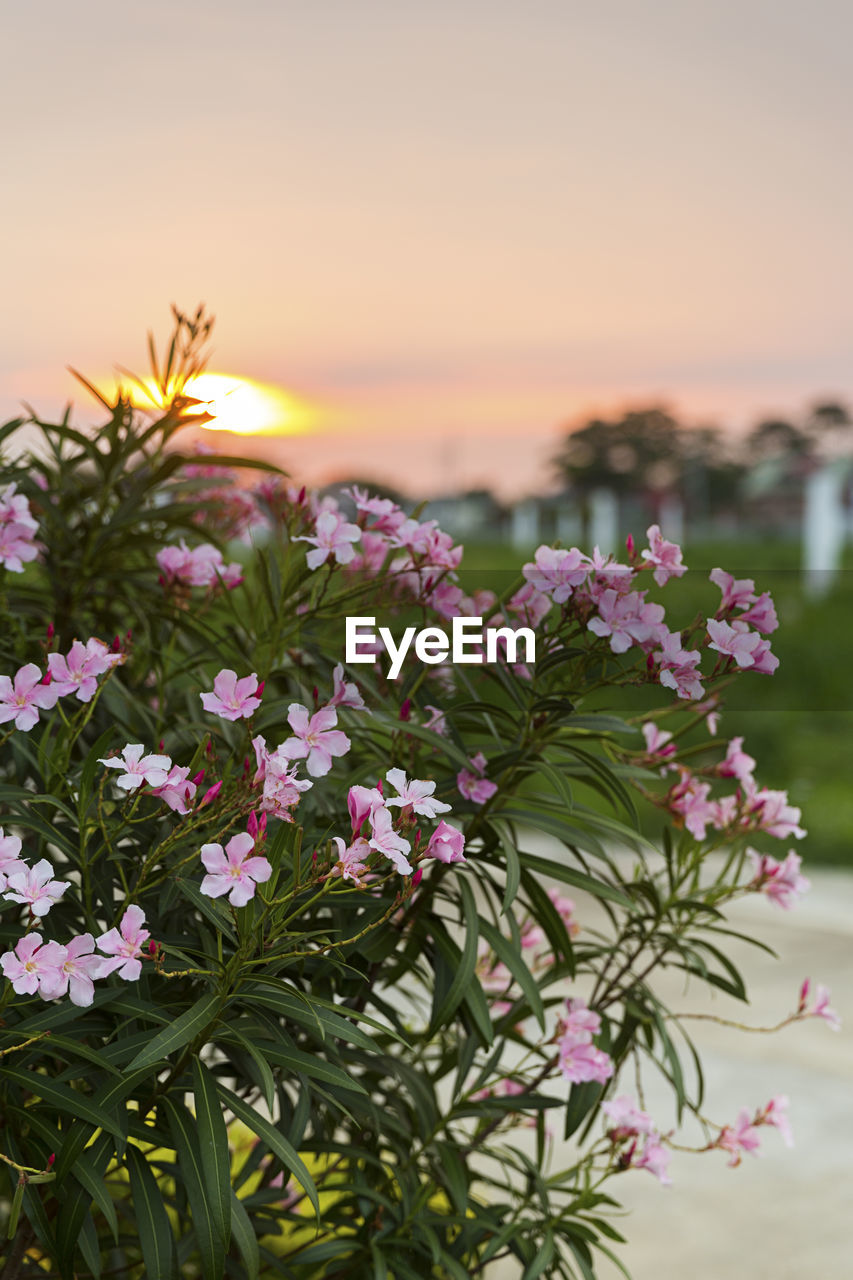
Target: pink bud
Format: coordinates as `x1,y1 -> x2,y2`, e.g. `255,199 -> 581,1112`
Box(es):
46,1153 -> 56,1170
625,533 -> 635,557
46,623 -> 55,642
257,680 -> 265,698
200,780 -> 223,807
312,686 -> 319,704
298,485 -> 306,504
42,671 -> 52,686
190,770 -> 205,786
411,868 -> 423,889
798,978 -> 811,1013
147,940 -> 157,957
158,740 -> 165,752
111,635 -> 122,653
399,698 -> 412,721
376,778 -> 383,795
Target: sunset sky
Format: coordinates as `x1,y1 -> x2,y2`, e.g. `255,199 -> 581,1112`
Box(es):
4,1 -> 853,497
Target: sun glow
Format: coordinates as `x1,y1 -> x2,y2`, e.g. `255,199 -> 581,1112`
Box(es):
131,372 -> 314,436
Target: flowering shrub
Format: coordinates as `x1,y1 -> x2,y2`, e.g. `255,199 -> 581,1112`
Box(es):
0,315 -> 838,1279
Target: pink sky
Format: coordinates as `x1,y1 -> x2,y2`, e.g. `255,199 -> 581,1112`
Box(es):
3,2 -> 853,497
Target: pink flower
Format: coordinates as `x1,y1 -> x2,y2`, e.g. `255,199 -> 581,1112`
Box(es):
706,618 -> 763,668
641,722 -> 676,761
256,746 -> 313,821
635,1137 -> 672,1185
329,663 -> 367,711
522,546 -> 590,603
296,509 -> 361,569
367,806 -> 413,876
0,933 -> 65,995
38,934 -> 102,1007
200,669 -> 263,721
46,639 -> 119,702
0,522 -> 39,573
0,828 -> 25,890
588,589 -> 667,654
654,632 -> 704,700
507,581 -> 552,627
0,664 -> 59,731
423,705 -> 448,736
347,784 -> 385,835
747,848 -> 810,909
717,1108 -> 762,1167
281,704 -> 351,777
738,592 -> 778,634
757,1095 -> 794,1148
667,770 -> 717,841
710,568 -> 757,612
557,1036 -> 614,1085
384,768 -> 451,819
3,859 -> 69,917
98,743 -> 172,791
346,486 -> 407,535
156,540 -> 242,590
718,736 -> 756,785
330,836 -> 371,885
641,525 -> 686,587
798,979 -> 841,1031
457,753 -> 498,805
743,782 -> 806,839
424,820 -> 466,864
150,765 -> 198,815
602,1095 -> 656,1139
563,997 -> 602,1039
200,831 -> 273,907
96,905 -> 151,981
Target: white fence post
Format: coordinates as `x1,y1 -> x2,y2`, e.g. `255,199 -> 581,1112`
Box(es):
803,464 -> 846,597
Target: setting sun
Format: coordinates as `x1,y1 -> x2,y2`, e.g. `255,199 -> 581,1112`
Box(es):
129,372 -> 314,436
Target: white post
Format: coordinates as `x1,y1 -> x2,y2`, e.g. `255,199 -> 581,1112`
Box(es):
803,464 -> 846,597
589,489 -> 618,555
511,500 -> 539,549
659,494 -> 684,546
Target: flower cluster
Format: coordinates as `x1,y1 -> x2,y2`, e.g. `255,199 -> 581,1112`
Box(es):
557,997 -> 614,1086
0,905 -> 151,1007
602,1095 -> 672,1185
156,539 -> 243,590
0,482 -> 39,573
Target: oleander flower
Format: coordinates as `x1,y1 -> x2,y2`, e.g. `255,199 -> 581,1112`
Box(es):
200,832 -> 272,907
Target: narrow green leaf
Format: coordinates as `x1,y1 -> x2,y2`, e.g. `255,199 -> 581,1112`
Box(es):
164,1099 -> 224,1280
127,991 -> 221,1070
229,1191 -> 259,1280
125,1145 -> 175,1280
217,1084 -> 320,1217
192,1059 -> 232,1253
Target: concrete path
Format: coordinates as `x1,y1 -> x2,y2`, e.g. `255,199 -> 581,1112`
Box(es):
490,859 -> 853,1279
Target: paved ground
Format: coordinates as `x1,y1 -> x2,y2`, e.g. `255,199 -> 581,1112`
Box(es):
490,858 -> 853,1279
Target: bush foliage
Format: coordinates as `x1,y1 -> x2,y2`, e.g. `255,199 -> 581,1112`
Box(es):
0,313 -> 832,1279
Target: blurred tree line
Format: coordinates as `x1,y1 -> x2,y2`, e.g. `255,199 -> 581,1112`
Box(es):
551,401 -> 852,519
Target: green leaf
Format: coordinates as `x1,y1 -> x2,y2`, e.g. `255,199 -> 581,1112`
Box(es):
192,1059 -> 232,1253
430,880 -> 480,1032
164,1099 -> 224,1280
478,917 -> 545,1032
217,1083 -> 320,1217
125,1144 -> 175,1280
1,1066 -> 124,1142
517,850 -> 637,911
229,1191 -> 259,1280
126,991 -> 221,1070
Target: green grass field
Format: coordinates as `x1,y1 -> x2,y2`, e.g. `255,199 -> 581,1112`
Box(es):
460,535 -> 853,867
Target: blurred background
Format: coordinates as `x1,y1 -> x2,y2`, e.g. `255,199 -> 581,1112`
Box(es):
3,4 -> 852,1273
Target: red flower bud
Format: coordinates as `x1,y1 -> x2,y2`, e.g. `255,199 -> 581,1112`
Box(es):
148,940 -> 158,957
46,623 -> 55,642
190,769 -> 205,786
46,1153 -> 56,1170
399,698 -> 412,721
411,868 -> 423,889
257,680 -> 265,698
312,686 -> 319,704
